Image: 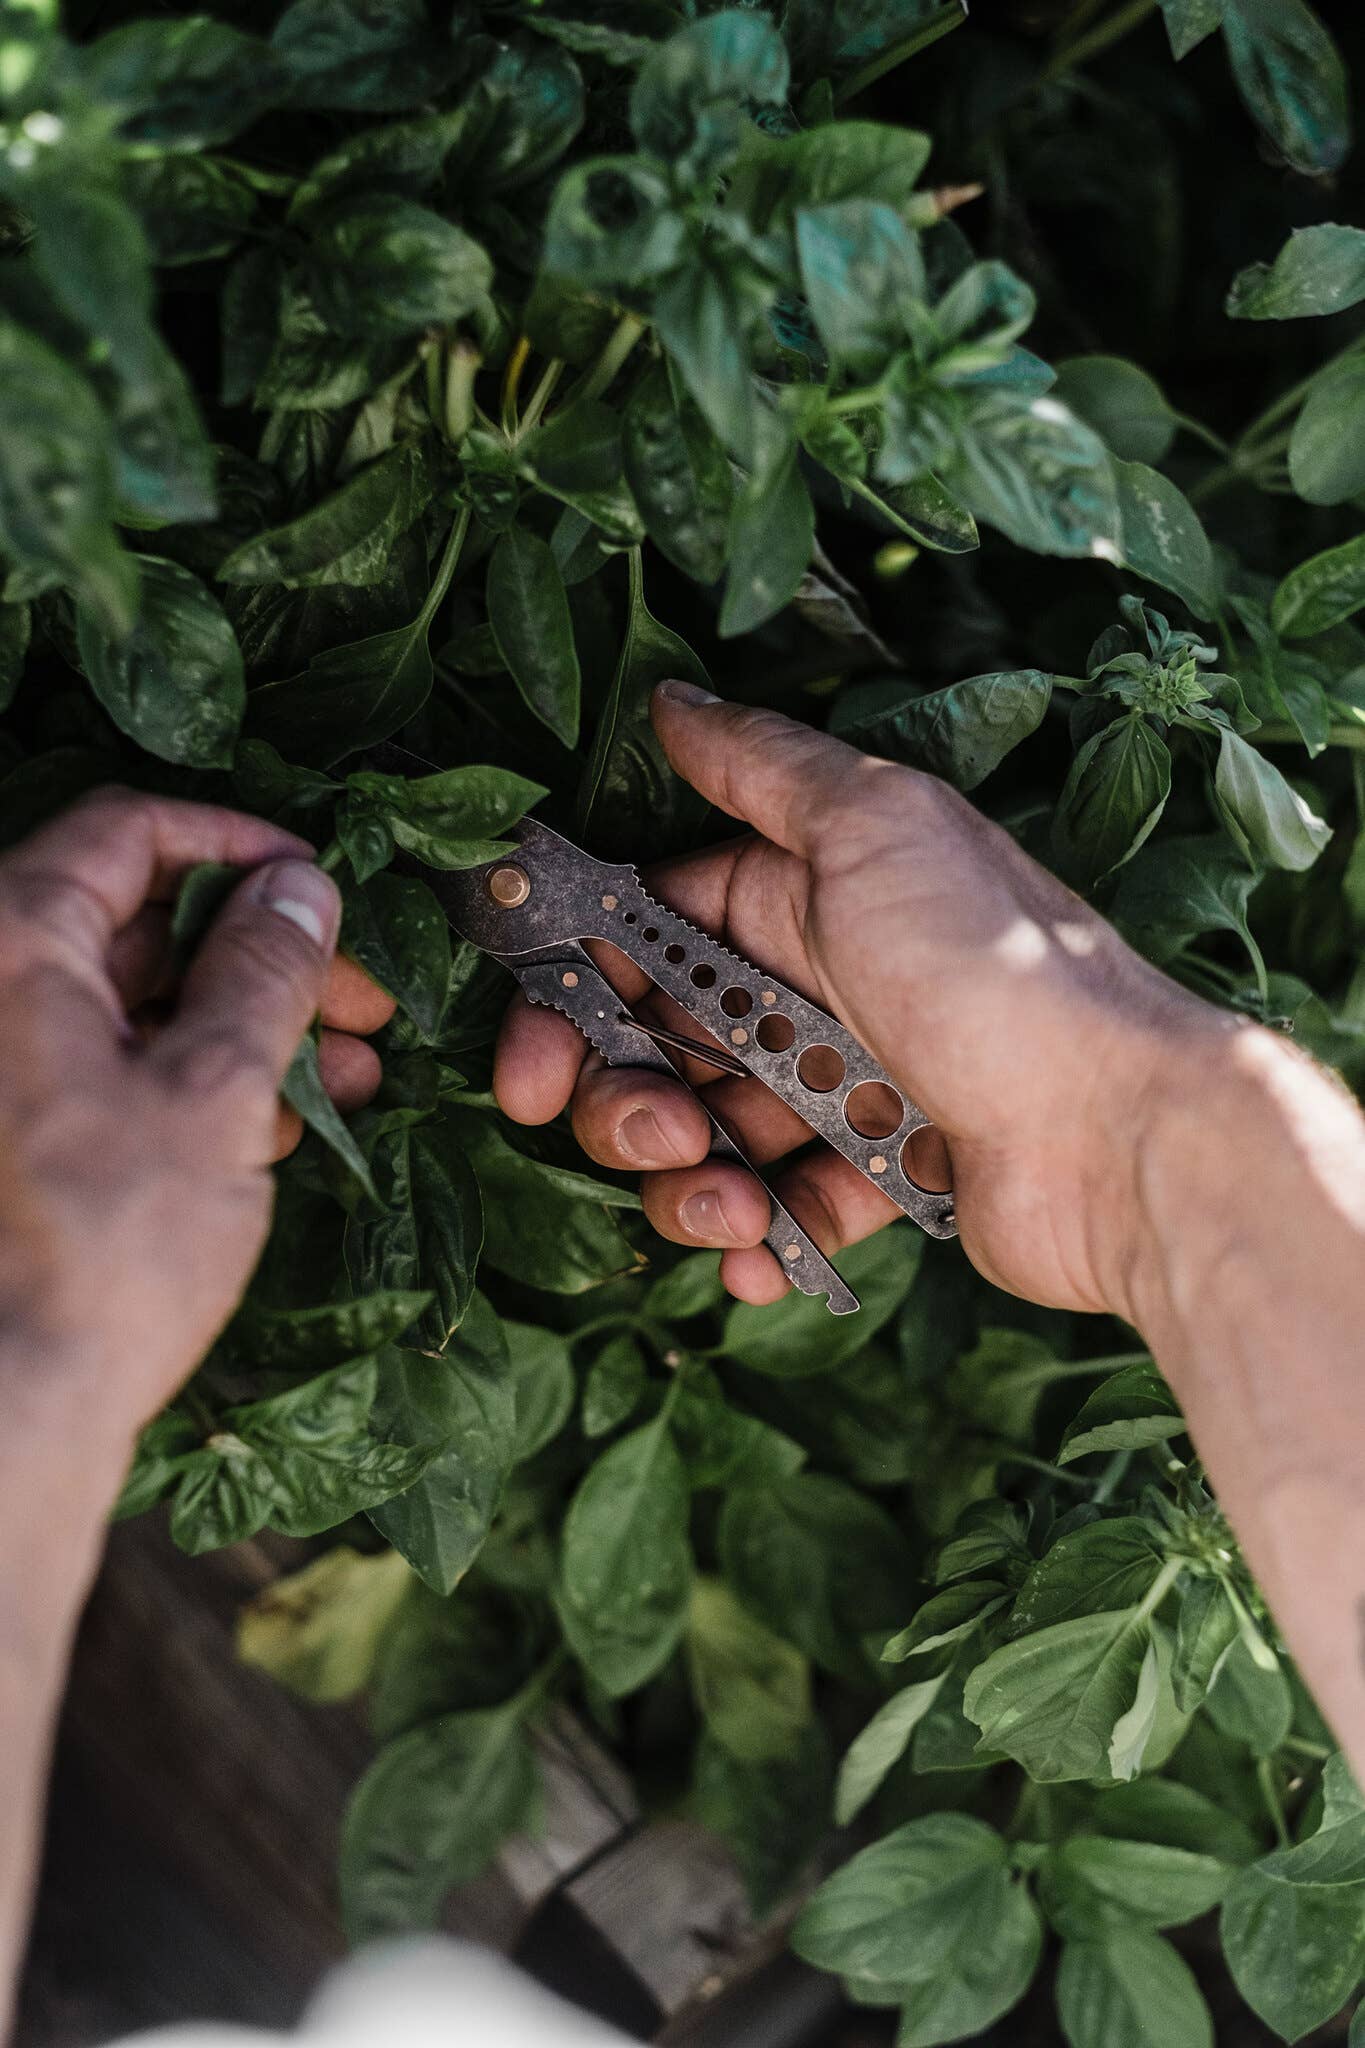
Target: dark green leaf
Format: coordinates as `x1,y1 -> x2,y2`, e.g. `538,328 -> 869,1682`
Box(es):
1161,0 -> 1226,61
1274,533 -> 1365,640
720,1473 -> 914,1681
1012,1520 -> 1168,1636
686,1576 -> 811,1764
1052,712 -> 1171,886
77,555 -> 243,769
1057,1362 -> 1184,1465
723,1226 -> 920,1376
457,1114 -> 642,1295
227,1291 -> 432,1372
487,525 -> 581,747
503,1319 -> 576,1463
693,1722 -> 831,1917
283,1034 -> 378,1200
630,11 -> 789,184
1228,226 -> 1365,320
369,1295 -> 516,1594
218,446 -> 430,590
623,365 -> 732,584
271,0 -> 456,112
339,1701 -> 539,1942
1206,1630 -> 1293,1757
1289,358 -> 1365,506
1222,1799 -> 1365,2039
557,1407 -> 692,1695
1115,460 -> 1218,620
344,1111 -> 484,1350
963,1605 -> 1157,1783
582,1332 -> 647,1438
792,1815 -> 1042,2028
833,670 -> 1052,791
1056,1931 -> 1212,2048
342,874 -> 452,1041
81,17 -> 283,148
1221,0 -> 1351,178
835,1677 -> 945,1825
1214,727 -> 1331,871
306,196 -> 492,342
946,394 -> 1121,559
1054,357 -> 1176,465
1172,1577 -> 1240,1712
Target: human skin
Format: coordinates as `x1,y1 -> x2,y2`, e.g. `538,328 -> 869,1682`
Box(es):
497,682 -> 1365,1796
3,697 -> 1365,2027
0,785 -> 393,2031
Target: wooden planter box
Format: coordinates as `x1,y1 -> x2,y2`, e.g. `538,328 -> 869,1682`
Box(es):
16,1519 -> 843,2048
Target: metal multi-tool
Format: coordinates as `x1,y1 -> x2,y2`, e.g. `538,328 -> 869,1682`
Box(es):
372,746 -> 955,1315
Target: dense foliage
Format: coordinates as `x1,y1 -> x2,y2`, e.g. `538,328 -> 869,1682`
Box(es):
4,0 -> 1365,2040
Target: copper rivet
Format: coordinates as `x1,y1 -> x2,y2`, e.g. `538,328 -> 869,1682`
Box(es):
487,864 -> 530,908
562,970 -> 579,988
870,1154 -> 887,1175
784,1243 -> 801,1262
602,893 -> 618,911
730,1027 -> 748,1046
761,991 -> 777,1006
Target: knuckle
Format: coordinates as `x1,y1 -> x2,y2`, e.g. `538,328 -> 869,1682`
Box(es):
218,906 -> 321,989
0,870 -> 105,963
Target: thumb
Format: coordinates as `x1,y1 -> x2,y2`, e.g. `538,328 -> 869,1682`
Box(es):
650,681 -> 872,858
157,858 -> 341,1124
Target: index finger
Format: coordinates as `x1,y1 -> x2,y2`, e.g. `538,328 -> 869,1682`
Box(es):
1,785 -> 314,962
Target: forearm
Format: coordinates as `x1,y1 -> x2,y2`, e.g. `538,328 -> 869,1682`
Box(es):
1129,1023 -> 1365,1768
0,1347 -> 134,2035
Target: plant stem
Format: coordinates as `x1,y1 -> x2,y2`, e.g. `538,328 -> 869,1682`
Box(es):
1258,1757 -> 1291,1849
1092,1450 -> 1134,1504
1041,0 -> 1159,81
1137,1555 -> 1185,1624
419,504 -> 472,633
1018,1349 -> 1149,1388
834,4 -> 966,104
316,838 -> 346,876
1258,721 -> 1365,751
996,1446 -> 1091,1489
515,358 -> 565,440
500,334 -> 531,436
1172,412 -> 1231,458
576,312 -> 647,405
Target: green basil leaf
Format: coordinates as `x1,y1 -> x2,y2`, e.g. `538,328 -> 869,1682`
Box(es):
0,320 -> 134,638
456,1114 -> 642,1295
963,1607 -> 1156,1783
1056,1931 -> 1212,2048
693,1721 -> 832,1917
1053,356 -> 1177,466
833,669 -> 1052,790
1214,727 -> 1331,871
576,548 -> 712,859
1288,358 -> 1365,506
504,1319 -> 576,1463
1228,224 -> 1365,320
582,1331 -> 647,1438
81,16 -> 284,148
623,364 -> 732,584
237,1544 -> 411,1704
271,0 -> 456,113
344,1110 -> 484,1350
1115,460 -> 1218,620
1161,0 -> 1226,61
1274,532 -> 1365,640
1222,1801 -> 1365,2040
720,1473 -> 914,1682
487,525 -> 581,748
723,1225 -> 920,1376
686,1576 -> 811,1764
282,1034 -> 379,1200
947,393 -> 1121,560
630,10 -> 789,185
1052,712 -> 1171,886
792,1815 -> 1042,2025
226,1290 -> 432,1371
339,1701 -> 539,1942
557,1407 -> 692,1695
1171,1577 -> 1240,1713
218,445 -> 430,590
1057,1362 -> 1185,1465
1206,1629 -> 1293,1757
1012,1520 -> 1169,1637
368,1296 -> 516,1594
342,873 -> 452,1042
77,554 -> 244,769
1221,0 -> 1350,178
882,1581 -> 1009,1662
305,195 -> 492,342
835,1676 -> 945,1825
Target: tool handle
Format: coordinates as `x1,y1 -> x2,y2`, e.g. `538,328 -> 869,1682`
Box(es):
513,953 -> 860,1313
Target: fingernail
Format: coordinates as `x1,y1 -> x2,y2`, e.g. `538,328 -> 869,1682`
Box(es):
253,860 -> 341,952
680,1189 -> 740,1244
655,679 -> 719,708
616,1105 -> 676,1167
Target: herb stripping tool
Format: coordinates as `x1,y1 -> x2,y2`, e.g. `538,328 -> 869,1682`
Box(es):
369,745 -> 956,1314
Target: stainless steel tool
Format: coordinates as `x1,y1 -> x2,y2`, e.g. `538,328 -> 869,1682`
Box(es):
371,746 -> 955,1314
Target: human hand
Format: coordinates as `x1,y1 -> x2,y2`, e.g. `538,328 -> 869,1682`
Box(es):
495,683 -> 1233,1318
0,785 -> 393,1450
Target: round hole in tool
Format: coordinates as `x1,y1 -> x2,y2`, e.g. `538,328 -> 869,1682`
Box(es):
720,987 -> 753,1018
844,1081 -> 905,1140
797,1044 -> 846,1093
664,943 -> 685,964
901,1125 -> 953,1193
755,1013 -> 796,1053
690,964 -> 716,989
642,926 -> 659,943
623,911 -> 637,925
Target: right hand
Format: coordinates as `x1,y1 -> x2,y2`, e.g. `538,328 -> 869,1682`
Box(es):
495,681 -> 1237,1317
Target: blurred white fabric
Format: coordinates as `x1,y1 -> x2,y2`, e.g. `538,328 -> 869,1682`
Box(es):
108,1939 -> 631,2048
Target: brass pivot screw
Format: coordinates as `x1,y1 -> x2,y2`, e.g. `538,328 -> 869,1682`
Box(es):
487,864 -> 531,908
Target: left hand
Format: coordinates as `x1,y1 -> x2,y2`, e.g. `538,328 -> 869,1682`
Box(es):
0,785 -> 393,1449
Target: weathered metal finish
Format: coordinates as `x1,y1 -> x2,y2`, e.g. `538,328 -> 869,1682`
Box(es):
368,746 -> 956,1315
